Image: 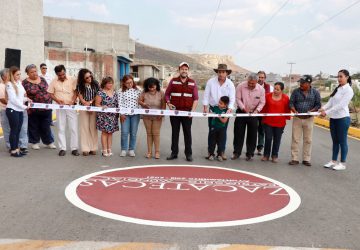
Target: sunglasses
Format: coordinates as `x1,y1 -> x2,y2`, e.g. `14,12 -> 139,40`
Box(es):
85,75 -> 92,80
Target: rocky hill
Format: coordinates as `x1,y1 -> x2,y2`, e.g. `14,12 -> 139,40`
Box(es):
134,43 -> 208,71
134,42 -> 252,86
185,54 -> 251,74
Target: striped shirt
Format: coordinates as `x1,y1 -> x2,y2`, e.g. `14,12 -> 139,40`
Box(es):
77,82 -> 99,105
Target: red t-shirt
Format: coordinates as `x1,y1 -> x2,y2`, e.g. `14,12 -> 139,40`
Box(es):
261,93 -> 290,127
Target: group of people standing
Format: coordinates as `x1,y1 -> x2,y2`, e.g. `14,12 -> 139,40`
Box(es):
0,62 -> 354,170
165,62 -> 353,171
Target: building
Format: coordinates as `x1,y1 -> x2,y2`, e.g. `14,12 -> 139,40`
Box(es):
44,16 -> 134,82
267,73 -> 282,83
0,0 -> 44,71
130,64 -> 160,84
0,0 -> 134,82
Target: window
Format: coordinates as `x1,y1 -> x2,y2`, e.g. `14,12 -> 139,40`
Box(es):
44,41 -> 63,48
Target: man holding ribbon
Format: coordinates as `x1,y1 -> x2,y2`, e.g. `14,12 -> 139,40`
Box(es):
203,64 -> 236,160
48,65 -> 79,157
288,75 -> 321,167
232,73 -> 265,161
165,62 -> 198,162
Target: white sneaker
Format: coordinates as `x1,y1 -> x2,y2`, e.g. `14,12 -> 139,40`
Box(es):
129,150 -> 136,157
324,161 -> 336,168
333,162 -> 346,171
31,143 -> 40,150
120,150 -> 127,157
46,143 -> 57,149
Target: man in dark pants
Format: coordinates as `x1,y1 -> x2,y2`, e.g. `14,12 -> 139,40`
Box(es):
256,71 -> 271,155
165,62 -> 199,162
232,73 -> 265,161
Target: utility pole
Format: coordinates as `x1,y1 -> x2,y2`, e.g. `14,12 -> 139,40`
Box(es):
287,62 -> 296,95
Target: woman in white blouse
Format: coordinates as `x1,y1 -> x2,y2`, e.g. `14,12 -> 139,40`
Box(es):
5,66 -> 30,157
118,75 -> 141,157
320,69 -> 354,170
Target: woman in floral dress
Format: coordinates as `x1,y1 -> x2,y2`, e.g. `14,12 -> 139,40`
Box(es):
95,77 -> 119,157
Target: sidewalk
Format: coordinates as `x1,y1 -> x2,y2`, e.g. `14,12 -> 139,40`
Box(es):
0,239 -> 347,250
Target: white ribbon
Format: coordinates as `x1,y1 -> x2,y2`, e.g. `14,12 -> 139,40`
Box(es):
30,103 -> 319,118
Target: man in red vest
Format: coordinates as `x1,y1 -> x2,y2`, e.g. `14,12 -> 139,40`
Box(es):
256,70 -> 271,155
165,62 -> 199,161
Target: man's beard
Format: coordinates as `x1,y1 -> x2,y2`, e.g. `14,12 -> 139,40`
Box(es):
180,73 -> 188,79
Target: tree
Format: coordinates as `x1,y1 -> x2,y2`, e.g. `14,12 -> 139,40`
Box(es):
352,72 -> 360,79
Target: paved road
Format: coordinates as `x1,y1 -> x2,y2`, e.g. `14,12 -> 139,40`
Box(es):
0,102 -> 359,249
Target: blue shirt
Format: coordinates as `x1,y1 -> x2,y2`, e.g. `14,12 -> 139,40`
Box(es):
289,87 -> 321,113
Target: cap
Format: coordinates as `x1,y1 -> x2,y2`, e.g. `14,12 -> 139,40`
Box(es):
179,62 -> 190,68
298,75 -> 312,84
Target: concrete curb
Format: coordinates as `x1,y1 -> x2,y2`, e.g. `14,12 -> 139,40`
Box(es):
314,117 -> 360,139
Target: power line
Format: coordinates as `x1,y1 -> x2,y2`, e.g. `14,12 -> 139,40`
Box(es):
247,0 -> 360,65
202,0 -> 222,52
233,0 -> 290,55
295,44 -> 360,63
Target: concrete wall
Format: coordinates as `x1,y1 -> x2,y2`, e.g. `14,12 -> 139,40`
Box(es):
44,16 -> 130,55
0,0 -> 44,71
137,66 -> 160,83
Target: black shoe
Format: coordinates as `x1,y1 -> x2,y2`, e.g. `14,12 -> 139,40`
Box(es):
166,154 -> 178,160
72,150 -> 80,156
302,161 -> 312,167
59,150 -> 66,156
245,156 -> 253,161
19,151 -> 28,156
231,153 -> 240,160
288,160 -> 300,165
10,152 -> 24,158
20,148 -> 29,154
186,155 -> 193,162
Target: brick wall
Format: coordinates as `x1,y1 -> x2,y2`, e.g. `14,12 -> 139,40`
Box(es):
45,48 -> 115,82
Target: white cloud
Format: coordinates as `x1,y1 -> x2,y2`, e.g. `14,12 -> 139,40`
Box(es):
316,13 -> 329,22
174,13 -> 255,32
44,0 -> 81,8
256,1 -> 279,14
87,3 -> 110,17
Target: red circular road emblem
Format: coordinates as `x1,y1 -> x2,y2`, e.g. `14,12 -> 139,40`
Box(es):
65,165 -> 301,227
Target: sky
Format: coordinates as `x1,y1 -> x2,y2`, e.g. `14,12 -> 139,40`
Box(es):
43,0 -> 360,76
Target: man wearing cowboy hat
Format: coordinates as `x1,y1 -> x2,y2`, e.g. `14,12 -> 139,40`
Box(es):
203,63 -> 236,160
165,62 -> 199,162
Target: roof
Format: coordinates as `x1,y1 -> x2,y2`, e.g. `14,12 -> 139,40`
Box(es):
131,64 -> 160,71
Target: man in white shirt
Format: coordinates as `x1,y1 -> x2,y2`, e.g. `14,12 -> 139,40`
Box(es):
39,63 -> 53,84
203,64 -> 236,160
48,65 -> 79,157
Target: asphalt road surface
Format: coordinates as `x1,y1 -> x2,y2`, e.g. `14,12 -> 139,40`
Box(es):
0,101 -> 359,250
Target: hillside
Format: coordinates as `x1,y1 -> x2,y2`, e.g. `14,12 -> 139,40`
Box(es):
134,42 -> 252,86
134,43 -> 251,74
134,43 -> 208,71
